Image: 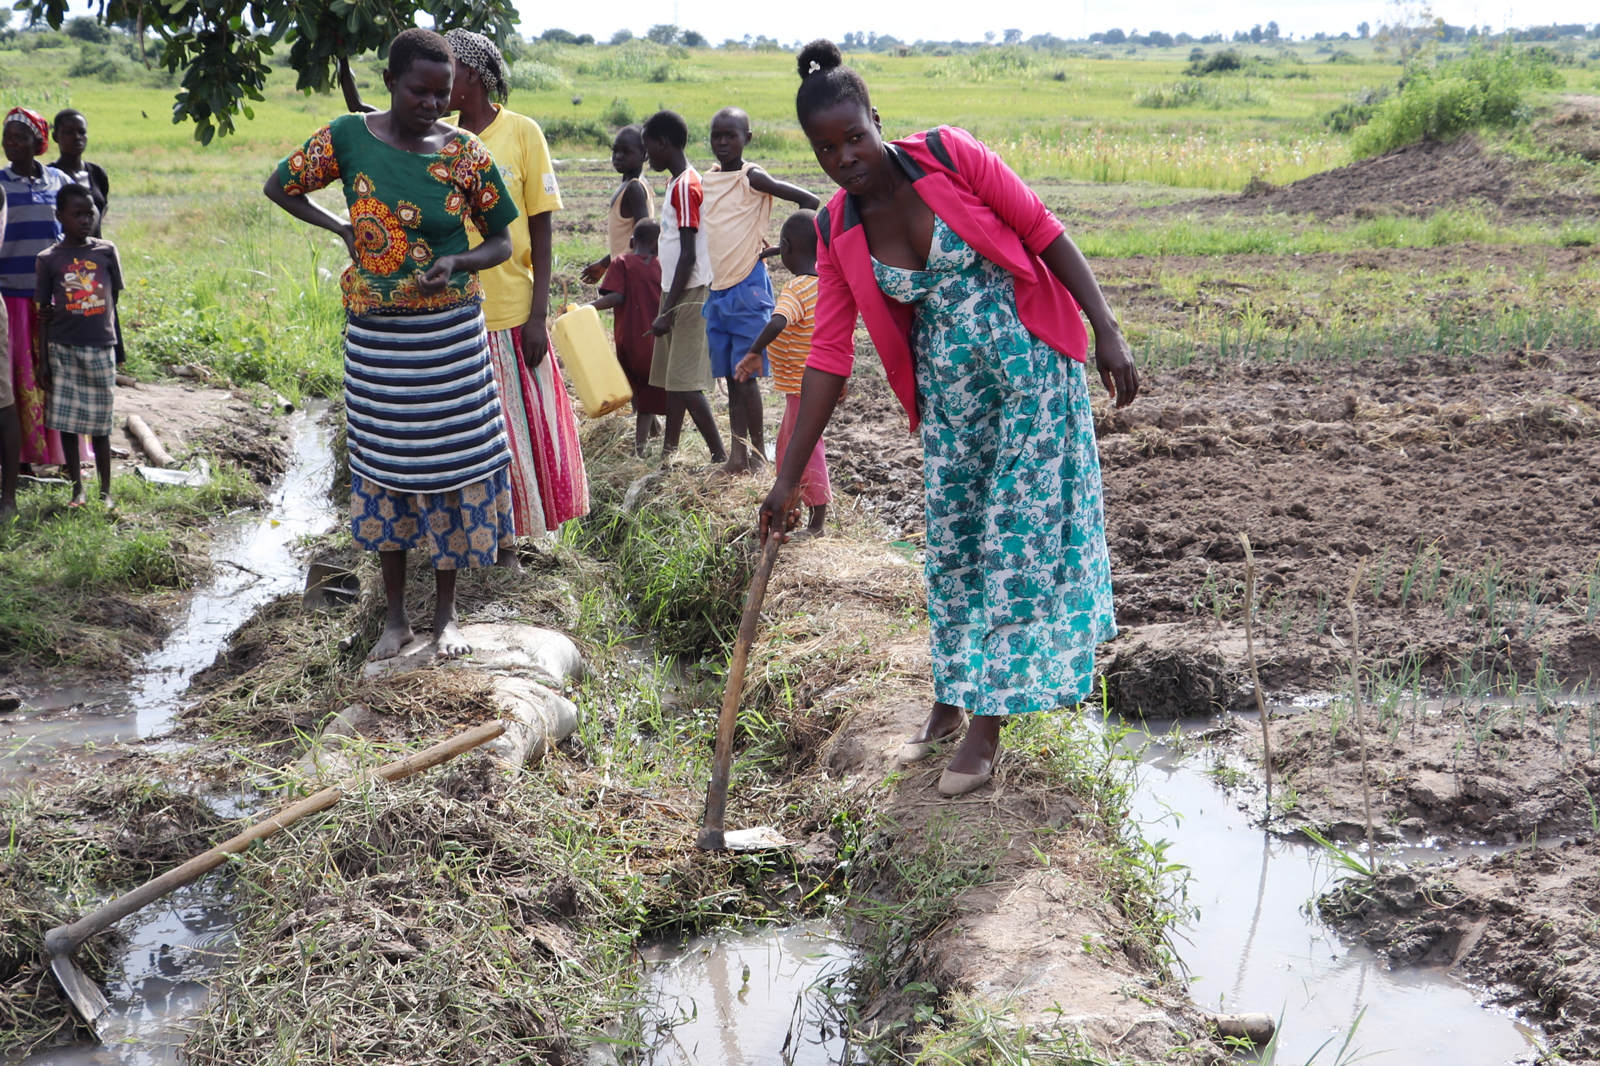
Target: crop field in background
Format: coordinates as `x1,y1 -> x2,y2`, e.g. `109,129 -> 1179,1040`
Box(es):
0,36 -> 1589,394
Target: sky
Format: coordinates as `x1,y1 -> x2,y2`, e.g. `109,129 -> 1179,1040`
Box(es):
514,1 -> 1589,45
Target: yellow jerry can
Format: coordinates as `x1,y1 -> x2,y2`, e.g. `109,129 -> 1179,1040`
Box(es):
550,303 -> 633,418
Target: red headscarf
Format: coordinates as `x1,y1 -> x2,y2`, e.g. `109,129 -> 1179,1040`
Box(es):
4,108 -> 48,155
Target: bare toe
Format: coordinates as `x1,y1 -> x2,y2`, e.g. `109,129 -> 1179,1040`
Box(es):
435,622 -> 471,659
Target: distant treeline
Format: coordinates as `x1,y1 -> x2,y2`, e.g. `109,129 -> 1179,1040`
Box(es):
533,22 -> 1600,53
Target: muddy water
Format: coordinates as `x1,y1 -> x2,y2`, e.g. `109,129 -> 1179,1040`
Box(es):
9,410 -> 334,1064
632,923 -> 859,1066
10,884 -> 235,1066
0,406 -> 337,787
1127,713 -> 1539,1063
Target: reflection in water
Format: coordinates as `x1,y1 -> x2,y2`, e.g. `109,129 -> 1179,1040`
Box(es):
13,882 -> 234,1066
635,923 -> 859,1066
1127,715 -> 1537,1063
0,407 -> 338,787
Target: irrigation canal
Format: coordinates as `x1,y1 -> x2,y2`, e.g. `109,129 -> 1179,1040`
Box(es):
2,410 -> 1546,1065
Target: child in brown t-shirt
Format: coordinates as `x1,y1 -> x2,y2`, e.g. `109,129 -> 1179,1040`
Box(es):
592,219 -> 666,456
35,184 -> 123,507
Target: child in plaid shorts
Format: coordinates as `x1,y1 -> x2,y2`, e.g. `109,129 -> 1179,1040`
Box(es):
36,183 -> 123,507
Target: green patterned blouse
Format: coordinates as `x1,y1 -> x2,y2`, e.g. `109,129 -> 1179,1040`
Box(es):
277,113 -> 520,315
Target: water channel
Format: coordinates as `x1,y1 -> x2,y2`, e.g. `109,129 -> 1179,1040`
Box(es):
3,411 -> 1549,1064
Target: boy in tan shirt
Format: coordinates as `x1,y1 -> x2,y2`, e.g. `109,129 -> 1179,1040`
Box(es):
702,106 -> 818,475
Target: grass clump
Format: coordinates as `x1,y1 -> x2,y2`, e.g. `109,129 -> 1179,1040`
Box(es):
508,59 -> 571,92
1135,79 -> 1275,109
1350,46 -> 1564,158
0,464 -> 262,670
565,480 -> 756,660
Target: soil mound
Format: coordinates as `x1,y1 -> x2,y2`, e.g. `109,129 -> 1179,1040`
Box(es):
1190,135 -> 1599,220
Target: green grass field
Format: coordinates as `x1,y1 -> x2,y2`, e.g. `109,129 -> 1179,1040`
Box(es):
0,35 -> 1588,402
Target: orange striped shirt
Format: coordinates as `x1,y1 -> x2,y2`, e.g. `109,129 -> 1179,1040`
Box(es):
766,274 -> 817,395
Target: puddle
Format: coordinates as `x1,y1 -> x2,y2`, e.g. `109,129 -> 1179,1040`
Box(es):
628,922 -> 860,1066
0,406 -> 337,787
1127,714 -> 1539,1063
8,882 -> 235,1066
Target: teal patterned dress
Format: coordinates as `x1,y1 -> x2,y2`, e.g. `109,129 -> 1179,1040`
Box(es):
873,216 -> 1116,716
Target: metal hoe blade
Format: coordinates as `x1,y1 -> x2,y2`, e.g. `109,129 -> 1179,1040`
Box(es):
49,951 -> 109,1039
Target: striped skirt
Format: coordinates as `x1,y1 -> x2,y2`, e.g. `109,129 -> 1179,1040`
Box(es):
487,328 -> 590,533
343,304 -> 511,496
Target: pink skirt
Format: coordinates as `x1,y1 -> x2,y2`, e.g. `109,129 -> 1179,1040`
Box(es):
777,392 -> 831,507
489,328 -> 590,532
5,296 -> 64,466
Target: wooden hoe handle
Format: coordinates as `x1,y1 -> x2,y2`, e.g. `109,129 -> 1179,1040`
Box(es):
45,719 -> 506,957
697,530 -> 786,851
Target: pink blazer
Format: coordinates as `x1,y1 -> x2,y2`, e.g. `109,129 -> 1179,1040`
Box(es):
805,125 -> 1087,432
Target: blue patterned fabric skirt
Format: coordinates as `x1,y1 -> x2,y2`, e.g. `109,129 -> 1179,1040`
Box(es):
350,469 -> 514,570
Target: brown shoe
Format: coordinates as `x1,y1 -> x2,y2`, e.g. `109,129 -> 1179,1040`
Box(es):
936,764 -> 993,797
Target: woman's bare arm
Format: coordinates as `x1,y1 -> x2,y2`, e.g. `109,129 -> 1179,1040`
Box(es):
264,172 -> 356,259
1038,233 -> 1139,407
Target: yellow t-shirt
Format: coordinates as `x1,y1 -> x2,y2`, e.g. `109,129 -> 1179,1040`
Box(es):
448,106 -> 563,332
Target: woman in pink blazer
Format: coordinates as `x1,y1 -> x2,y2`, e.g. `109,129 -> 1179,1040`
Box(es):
760,40 -> 1139,797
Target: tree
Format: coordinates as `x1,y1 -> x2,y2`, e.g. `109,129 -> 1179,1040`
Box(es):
1358,21 -> 1370,37
1003,28 -> 1021,45
645,23 -> 679,45
1249,24 -> 1264,43
610,28 -> 634,44
1264,20 -> 1280,40
983,30 -> 995,43
540,28 -> 581,45
63,15 -> 111,42
20,0 -> 518,145
1103,28 -> 1126,44
680,29 -> 705,46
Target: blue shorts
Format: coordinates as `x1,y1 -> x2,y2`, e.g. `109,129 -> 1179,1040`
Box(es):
704,265 -> 775,379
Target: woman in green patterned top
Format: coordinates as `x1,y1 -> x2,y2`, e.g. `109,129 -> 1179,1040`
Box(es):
265,28 -> 522,663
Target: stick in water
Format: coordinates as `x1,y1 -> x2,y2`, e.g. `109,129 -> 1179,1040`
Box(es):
1345,556 -> 1375,846
1239,534 -> 1274,813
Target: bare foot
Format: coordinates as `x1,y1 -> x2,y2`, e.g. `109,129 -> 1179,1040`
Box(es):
719,457 -> 753,477
368,619 -> 414,661
0,498 -> 15,523
495,545 -> 523,571
435,618 -> 471,659
945,716 -> 999,775
69,484 -> 86,507
432,588 -> 469,658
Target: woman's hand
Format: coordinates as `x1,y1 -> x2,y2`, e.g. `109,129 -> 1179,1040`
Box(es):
651,313 -> 672,337
759,478 -> 802,545
420,255 -> 456,297
580,257 -> 608,284
338,221 -> 358,263
520,317 -> 548,369
1093,325 -> 1139,408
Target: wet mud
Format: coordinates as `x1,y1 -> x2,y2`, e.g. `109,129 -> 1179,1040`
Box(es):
1321,838 -> 1600,1062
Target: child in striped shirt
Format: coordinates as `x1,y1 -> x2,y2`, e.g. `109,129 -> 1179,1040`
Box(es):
736,210 -> 829,536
